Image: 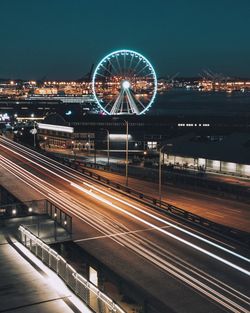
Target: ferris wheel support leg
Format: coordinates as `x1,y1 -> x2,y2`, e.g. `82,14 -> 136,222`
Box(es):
110,89 -> 124,115
125,89 -> 140,115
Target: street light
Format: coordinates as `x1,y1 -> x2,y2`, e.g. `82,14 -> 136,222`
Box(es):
33,123 -> 36,147
159,143 -> 173,205
113,118 -> 129,186
71,141 -> 77,161
124,120 -> 129,186
30,121 -> 37,147
101,128 -> 110,167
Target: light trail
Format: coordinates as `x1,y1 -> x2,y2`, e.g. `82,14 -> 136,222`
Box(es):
0,139 -> 249,265
1,139 -> 250,275
82,182 -> 250,263
0,156 -> 249,313
0,156 -> 127,247
71,182 -> 250,277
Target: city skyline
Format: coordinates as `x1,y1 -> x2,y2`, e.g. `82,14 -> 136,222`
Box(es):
1,0 -> 250,79
0,1 -> 250,312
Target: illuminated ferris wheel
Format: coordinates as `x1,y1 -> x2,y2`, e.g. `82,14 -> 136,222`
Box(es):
92,49 -> 157,115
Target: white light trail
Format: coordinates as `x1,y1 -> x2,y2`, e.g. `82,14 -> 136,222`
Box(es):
0,140 -> 249,273
1,155 -> 249,312
71,182 -> 250,277
82,182 -> 250,264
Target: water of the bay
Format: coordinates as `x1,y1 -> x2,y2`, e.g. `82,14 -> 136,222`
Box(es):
149,89 -> 250,116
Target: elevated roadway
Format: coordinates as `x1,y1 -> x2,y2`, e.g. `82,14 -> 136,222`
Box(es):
0,136 -> 249,313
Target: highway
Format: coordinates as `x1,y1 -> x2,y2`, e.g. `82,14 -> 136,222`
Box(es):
0,136 -> 249,313
86,167 -> 250,232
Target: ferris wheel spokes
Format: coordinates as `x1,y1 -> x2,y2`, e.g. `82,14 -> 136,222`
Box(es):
100,63 -> 113,77
107,58 -> 119,76
115,54 -> 122,74
132,57 -> 143,75
110,89 -> 125,115
128,53 -> 135,73
92,49 -> 157,115
123,53 -> 126,76
137,64 -> 150,76
103,99 -> 115,110
125,88 -> 140,114
109,86 -> 142,115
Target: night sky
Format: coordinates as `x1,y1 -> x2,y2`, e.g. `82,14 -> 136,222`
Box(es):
0,0 -> 250,79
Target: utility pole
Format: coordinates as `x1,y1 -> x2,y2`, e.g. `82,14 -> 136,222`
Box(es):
101,128 -> 110,168
112,118 -> 129,186
125,120 -> 128,186
159,143 -> 173,206
159,146 -> 163,205
31,122 -> 37,148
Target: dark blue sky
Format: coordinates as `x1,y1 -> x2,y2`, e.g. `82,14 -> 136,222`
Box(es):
0,0 -> 250,79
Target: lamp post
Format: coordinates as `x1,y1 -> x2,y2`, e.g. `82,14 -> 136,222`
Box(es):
85,142 -> 90,157
71,140 -> 76,161
44,136 -> 47,149
33,123 -> 36,147
102,129 -> 110,167
30,121 -> 37,148
124,120 -> 129,186
113,118 -> 129,186
159,143 -> 172,205
158,146 -> 164,206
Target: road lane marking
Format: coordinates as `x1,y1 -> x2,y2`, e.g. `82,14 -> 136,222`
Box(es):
74,225 -> 172,242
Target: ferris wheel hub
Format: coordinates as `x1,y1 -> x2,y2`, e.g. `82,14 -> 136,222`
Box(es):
122,80 -> 130,89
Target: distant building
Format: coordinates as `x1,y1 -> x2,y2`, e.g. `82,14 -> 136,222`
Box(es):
162,133 -> 250,177
37,113 -> 95,151
34,87 -> 58,95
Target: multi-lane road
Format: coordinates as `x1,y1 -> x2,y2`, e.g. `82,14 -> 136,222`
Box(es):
0,136 -> 249,313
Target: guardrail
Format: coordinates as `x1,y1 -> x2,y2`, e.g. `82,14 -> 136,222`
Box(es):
19,225 -> 126,313
37,148 -> 250,203
53,157 -> 250,248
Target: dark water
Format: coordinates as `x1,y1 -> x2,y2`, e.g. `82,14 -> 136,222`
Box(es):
149,89 -> 250,116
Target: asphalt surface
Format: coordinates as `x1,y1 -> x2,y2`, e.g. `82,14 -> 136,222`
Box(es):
0,136 -> 250,313
87,168 -> 250,232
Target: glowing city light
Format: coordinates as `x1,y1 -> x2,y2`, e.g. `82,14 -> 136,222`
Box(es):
37,123 -> 74,133
122,80 -> 130,89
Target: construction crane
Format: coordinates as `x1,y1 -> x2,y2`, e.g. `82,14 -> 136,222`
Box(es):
77,63 -> 94,82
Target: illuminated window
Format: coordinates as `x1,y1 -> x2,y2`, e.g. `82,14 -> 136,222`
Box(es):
147,141 -> 158,149
198,158 -> 206,166
243,165 -> 250,175
226,162 -> 236,172
212,160 -> 220,170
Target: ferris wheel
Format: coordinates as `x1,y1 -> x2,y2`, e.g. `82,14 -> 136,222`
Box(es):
92,49 -> 157,115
